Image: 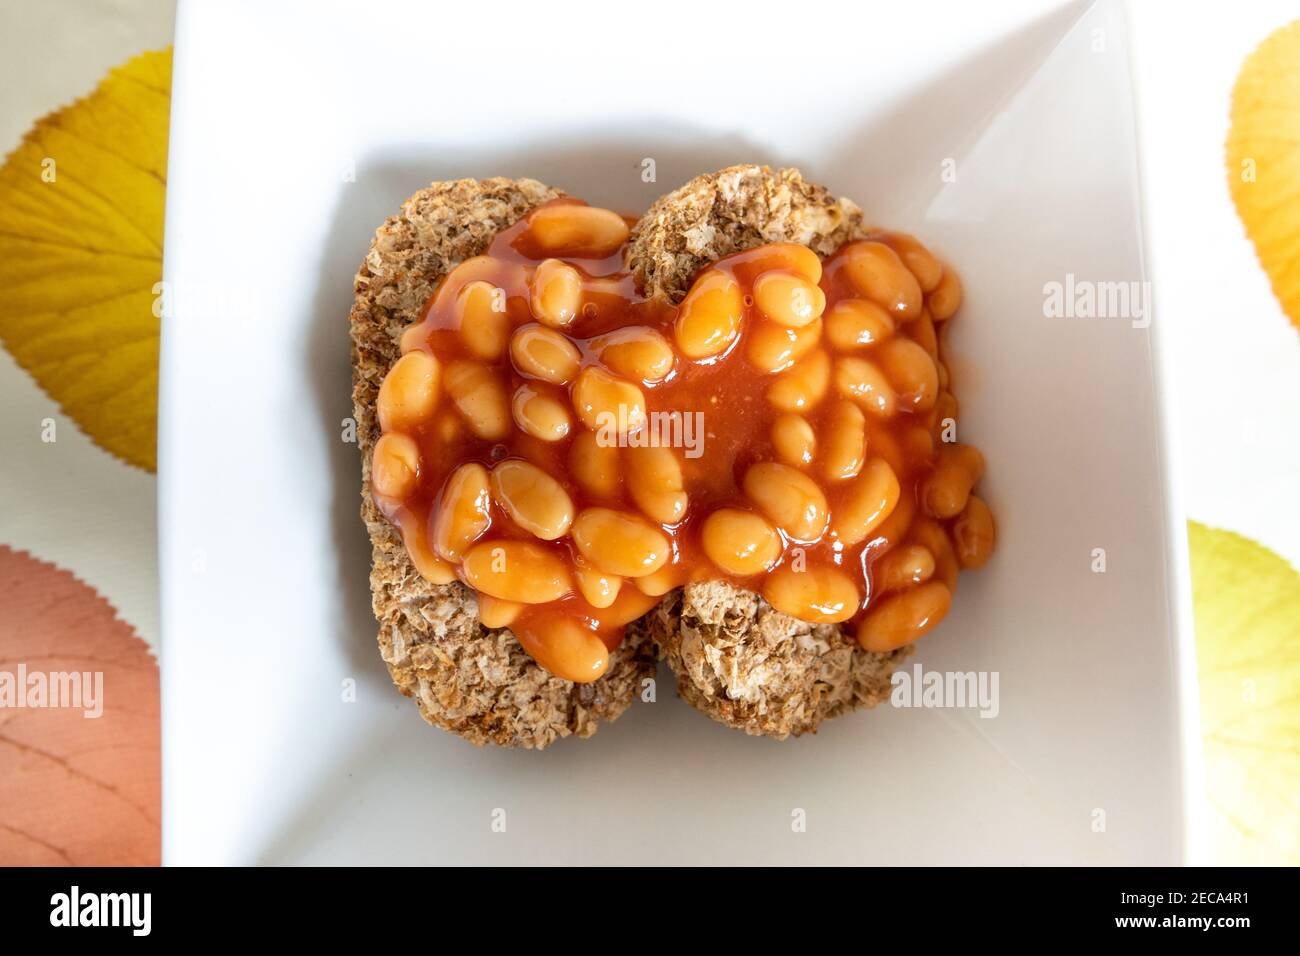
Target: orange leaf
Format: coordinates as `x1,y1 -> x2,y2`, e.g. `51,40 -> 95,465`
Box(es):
0,546 -> 159,865
1227,21 -> 1300,333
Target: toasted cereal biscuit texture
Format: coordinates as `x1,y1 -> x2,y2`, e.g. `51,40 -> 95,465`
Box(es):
350,177 -> 657,749
630,163 -> 866,302
635,583 -> 910,739
627,165 -> 906,738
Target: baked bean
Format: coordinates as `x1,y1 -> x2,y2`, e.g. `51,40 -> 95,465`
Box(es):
377,350 -> 440,432
835,356 -> 896,418
571,508 -> 671,577
747,318 -> 822,374
909,309 -> 939,358
431,462 -> 492,561
872,544 -> 935,594
413,555 -> 457,585
442,255 -> 498,290
477,594 -> 523,629
825,298 -> 895,351
701,508 -> 781,576
877,337 -> 939,411
881,232 -> 943,292
821,401 -> 867,481
856,581 -> 952,652
589,586 -> 662,628
444,360 -> 510,439
931,391 -> 959,442
921,444 -> 985,518
901,424 -> 934,462
398,258 -> 500,354
841,241 -> 923,320
833,457 -> 901,546
753,270 -> 826,327
952,494 -> 995,569
908,518 -> 960,590
400,258 -> 499,353
511,384 -> 571,442
870,482 -> 915,549
433,410 -> 462,444
490,459 -> 574,541
771,414 -> 816,467
400,519 -> 457,585
632,563 -> 682,596
456,280 -> 509,360
865,420 -> 908,477
626,446 -> 688,524
928,267 -> 962,320
742,462 -> 828,541
399,322 -> 425,356
575,564 -> 622,609
572,366 -> 647,435
763,566 -> 860,624
461,540 -> 571,604
741,242 -> 824,284
513,615 -> 610,683
530,258 -> 583,328
528,203 -> 629,257
510,323 -> 580,384
768,349 -> 830,412
675,269 -> 743,359
371,433 -> 421,500
592,326 -> 675,382
568,430 -> 620,498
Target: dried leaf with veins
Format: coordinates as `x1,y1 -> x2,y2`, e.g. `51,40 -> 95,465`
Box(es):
0,546 -> 158,865
0,48 -> 170,471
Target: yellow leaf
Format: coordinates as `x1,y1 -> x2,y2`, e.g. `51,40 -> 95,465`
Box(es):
1227,20 -> 1300,333
1189,521 -> 1300,864
0,49 -> 171,472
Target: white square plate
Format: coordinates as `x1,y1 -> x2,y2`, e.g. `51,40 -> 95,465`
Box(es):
159,0 -> 1200,864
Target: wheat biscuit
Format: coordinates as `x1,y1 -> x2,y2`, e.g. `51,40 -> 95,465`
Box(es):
629,165 -> 910,739
350,177 -> 656,749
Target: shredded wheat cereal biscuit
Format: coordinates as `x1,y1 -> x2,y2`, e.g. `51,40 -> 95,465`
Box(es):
630,165 -> 909,738
350,178 -> 656,749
